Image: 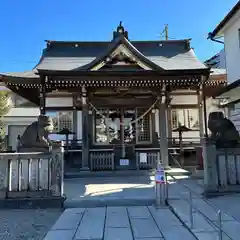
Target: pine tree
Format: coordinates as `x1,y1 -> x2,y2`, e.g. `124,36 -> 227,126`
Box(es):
0,91 -> 10,151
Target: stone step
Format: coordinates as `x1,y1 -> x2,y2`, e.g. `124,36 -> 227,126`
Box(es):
64,198 -> 156,208
64,170 -> 155,179
65,167 -> 191,179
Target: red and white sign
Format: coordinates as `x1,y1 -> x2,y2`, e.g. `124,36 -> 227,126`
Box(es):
155,168 -> 166,184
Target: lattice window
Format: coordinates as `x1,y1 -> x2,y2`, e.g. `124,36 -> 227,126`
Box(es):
58,112 -> 73,131
171,109 -> 178,129
136,108 -> 151,143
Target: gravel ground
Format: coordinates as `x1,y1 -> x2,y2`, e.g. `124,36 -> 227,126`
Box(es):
0,209 -> 62,240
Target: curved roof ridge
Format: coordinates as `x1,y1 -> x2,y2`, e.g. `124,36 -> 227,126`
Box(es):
73,36 -> 165,71
44,38 -> 192,45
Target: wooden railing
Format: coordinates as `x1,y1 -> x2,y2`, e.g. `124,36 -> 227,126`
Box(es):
90,149 -> 114,171
135,149 -> 159,170
0,149 -> 64,199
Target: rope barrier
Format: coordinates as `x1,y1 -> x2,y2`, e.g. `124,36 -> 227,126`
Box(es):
88,99 -> 159,126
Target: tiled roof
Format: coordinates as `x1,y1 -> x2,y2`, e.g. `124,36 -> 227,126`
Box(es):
36,38 -> 207,71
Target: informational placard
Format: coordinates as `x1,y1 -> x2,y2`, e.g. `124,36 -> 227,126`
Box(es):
139,153 -> 147,163
155,168 -> 166,184
120,159 -> 129,166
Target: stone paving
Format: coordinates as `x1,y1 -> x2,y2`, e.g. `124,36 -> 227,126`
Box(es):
168,178 -> 240,240
2,173 -> 240,239
63,175 -> 188,208
44,206 -> 196,240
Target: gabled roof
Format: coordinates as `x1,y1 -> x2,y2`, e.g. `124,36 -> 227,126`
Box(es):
36,38 -> 207,72
209,1 -> 240,38
79,36 -> 164,71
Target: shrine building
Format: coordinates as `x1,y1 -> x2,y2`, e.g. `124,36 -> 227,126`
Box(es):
0,23 -> 226,171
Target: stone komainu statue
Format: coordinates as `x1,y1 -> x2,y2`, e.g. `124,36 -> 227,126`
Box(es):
19,115 -> 59,152
208,111 -> 240,148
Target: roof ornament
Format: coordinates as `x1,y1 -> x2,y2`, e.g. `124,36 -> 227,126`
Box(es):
113,21 -> 128,40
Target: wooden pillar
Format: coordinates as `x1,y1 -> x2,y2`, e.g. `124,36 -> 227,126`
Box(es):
39,75 -> 46,115
166,105 -> 172,140
72,103 -> 78,141
197,86 -> 204,140
120,108 -> 125,158
158,98 -> 169,169
202,84 -> 208,138
81,86 -> 89,170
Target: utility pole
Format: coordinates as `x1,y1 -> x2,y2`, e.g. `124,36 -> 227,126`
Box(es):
160,24 -> 169,40
164,24 -> 168,40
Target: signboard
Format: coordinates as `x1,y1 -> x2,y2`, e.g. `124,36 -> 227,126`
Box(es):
155,168 -> 166,184
120,159 -> 129,166
140,153 -> 147,163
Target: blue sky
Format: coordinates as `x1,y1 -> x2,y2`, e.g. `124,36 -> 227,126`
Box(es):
0,0 -> 238,72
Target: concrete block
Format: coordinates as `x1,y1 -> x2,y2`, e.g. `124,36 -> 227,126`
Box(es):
148,206 -> 182,227
222,221 -> 240,240
75,207 -> 106,240
195,231 -> 231,240
51,209 -> 84,230
130,218 -> 162,238
104,227 -> 133,240
192,199 -> 234,221
160,225 -> 195,240
190,212 -> 216,233
135,238 -> 163,240
127,206 -> 151,219
106,207 -> 130,228
43,229 -> 75,240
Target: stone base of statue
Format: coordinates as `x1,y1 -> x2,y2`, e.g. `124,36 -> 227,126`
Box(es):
202,138 -> 240,198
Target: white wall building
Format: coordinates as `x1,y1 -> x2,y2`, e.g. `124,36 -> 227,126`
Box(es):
209,1 -> 240,84
209,1 -> 240,131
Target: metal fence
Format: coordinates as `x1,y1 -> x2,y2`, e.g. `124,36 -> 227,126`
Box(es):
165,177 -> 227,240
0,149 -> 64,199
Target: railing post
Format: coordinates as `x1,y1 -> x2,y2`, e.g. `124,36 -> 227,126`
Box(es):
155,167 -> 166,207
165,173 -> 169,204
189,191 -> 194,228
217,210 -> 223,240
60,141 -> 64,196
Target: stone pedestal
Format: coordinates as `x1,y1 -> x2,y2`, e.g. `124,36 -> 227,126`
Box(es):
202,139 -> 218,196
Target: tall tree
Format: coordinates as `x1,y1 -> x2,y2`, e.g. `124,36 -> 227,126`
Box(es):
0,91 -> 10,150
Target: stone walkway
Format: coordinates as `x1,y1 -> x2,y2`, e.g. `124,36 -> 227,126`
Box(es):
63,174 -> 188,208
44,206 -> 196,240
168,178 -> 240,239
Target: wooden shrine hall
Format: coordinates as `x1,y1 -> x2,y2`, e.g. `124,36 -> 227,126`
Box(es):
0,23 -> 225,171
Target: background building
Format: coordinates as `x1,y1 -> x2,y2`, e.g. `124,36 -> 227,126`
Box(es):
205,49 -> 226,69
